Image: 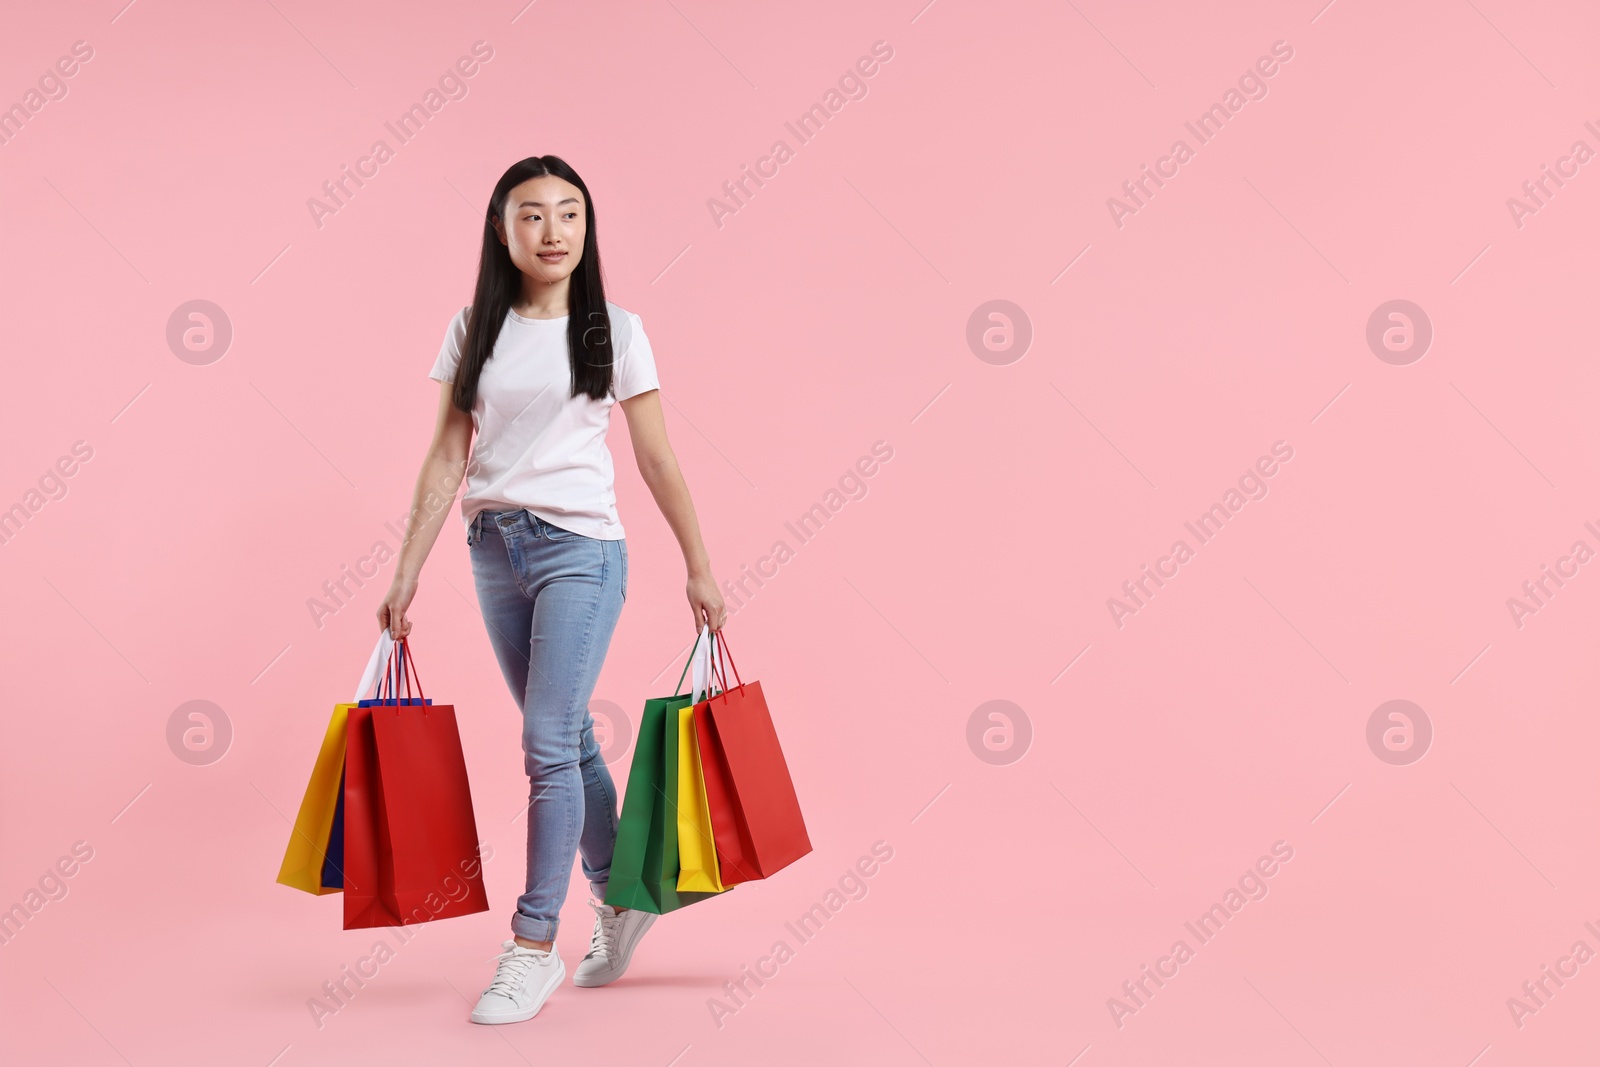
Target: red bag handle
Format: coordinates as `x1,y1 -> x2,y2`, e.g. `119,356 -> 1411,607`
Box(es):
710,628 -> 744,695
374,637 -> 426,701
710,634 -> 727,694
400,637 -> 426,700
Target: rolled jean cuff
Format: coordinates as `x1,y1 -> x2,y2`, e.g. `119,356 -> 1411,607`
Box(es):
590,879 -> 608,903
511,915 -> 558,943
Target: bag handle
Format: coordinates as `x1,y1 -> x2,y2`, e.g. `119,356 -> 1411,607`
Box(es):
360,633 -> 429,704
375,644 -> 396,701
672,625 -> 714,697
710,627 -> 744,693
398,637 -> 426,700
690,623 -> 723,704
374,637 -> 426,702
355,630 -> 396,701
378,641 -> 401,700
707,629 -> 729,695
708,630 -> 727,695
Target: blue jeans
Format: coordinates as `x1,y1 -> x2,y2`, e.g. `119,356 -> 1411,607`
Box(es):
467,507 -> 627,943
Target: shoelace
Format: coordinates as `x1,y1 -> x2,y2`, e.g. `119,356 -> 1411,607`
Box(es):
484,943 -> 545,998
586,902 -> 623,961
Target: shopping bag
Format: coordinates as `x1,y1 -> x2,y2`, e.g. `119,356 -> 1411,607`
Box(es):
677,635 -> 728,892
324,635 -> 413,890
694,629 -> 811,881
605,627 -> 733,914
692,631 -> 758,886
343,638 -> 490,929
320,765 -> 347,889
276,631 -> 397,896
694,704 -> 760,886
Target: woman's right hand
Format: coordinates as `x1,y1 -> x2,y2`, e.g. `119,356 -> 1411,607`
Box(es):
378,574 -> 418,639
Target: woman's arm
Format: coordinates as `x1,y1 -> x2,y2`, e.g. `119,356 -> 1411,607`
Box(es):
378,381 -> 474,639
620,388 -> 726,633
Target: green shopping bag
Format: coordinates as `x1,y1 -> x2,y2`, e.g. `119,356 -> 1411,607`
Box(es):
605,627 -> 734,915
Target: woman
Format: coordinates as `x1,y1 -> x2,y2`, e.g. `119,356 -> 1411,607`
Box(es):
377,155 -> 726,1026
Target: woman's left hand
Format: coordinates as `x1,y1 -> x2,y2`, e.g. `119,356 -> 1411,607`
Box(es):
687,571 -> 726,633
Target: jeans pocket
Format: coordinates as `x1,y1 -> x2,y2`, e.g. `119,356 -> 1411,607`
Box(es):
542,521 -> 586,543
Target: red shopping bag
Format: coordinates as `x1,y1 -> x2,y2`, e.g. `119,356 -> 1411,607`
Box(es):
343,638 -> 489,930
694,709 -> 759,887
693,630 -> 811,883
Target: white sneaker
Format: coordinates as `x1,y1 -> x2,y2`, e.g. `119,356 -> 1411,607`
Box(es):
572,897 -> 657,987
469,940 -> 564,1024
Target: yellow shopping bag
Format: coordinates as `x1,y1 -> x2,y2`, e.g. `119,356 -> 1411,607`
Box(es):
276,704 -> 353,896
675,702 -> 727,892
278,632 -> 397,897
676,630 -> 729,892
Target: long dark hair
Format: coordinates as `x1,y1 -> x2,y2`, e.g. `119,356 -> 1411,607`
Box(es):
451,155 -> 617,412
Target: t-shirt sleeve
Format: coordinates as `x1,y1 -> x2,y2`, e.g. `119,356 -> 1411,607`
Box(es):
614,311 -> 660,401
429,306 -> 471,383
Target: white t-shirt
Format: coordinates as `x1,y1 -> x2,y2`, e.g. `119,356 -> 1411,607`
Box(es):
428,301 -> 659,540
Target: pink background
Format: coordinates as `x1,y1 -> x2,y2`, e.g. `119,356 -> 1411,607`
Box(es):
3,0 -> 1598,1063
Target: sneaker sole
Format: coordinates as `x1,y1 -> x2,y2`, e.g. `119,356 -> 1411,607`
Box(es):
469,957 -> 565,1024
573,912 -> 657,987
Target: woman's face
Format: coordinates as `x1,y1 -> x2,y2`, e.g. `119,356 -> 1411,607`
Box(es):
495,175 -> 586,285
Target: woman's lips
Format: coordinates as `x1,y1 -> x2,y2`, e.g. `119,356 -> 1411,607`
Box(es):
537,252 -> 567,262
